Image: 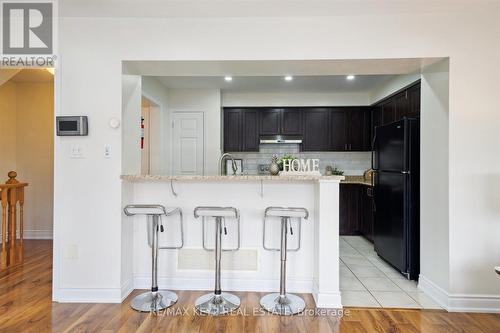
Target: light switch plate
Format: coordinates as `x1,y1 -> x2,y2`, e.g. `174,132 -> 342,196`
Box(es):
70,145 -> 84,159
104,145 -> 111,158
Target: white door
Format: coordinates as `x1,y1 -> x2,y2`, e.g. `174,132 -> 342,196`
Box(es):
172,112 -> 204,175
140,106 -> 150,175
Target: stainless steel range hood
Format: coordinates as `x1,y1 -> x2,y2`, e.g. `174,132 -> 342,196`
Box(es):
260,135 -> 303,144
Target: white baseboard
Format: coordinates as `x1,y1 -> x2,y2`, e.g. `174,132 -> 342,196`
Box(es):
133,276 -> 313,294
0,229 -> 53,240
312,280 -> 342,309
56,288 -> 123,303
121,279 -> 134,302
419,274 -> 500,313
24,229 -> 53,239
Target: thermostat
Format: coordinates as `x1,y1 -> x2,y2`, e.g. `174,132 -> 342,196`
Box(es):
56,116 -> 88,136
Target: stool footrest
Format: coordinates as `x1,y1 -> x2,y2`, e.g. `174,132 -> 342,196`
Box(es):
263,216 -> 302,252
201,216 -> 240,251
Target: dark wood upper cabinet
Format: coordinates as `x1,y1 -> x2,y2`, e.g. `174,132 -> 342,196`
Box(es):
259,108 -> 281,135
393,91 -> 409,120
281,108 -> 302,135
372,81 -> 421,143
349,107 -> 371,151
407,82 -> 421,118
381,100 -> 396,125
371,105 -> 382,144
223,109 -> 242,152
223,108 -> 259,152
242,110 -> 259,151
223,105 -> 377,152
330,109 -> 348,150
330,107 -> 371,151
302,108 -> 330,151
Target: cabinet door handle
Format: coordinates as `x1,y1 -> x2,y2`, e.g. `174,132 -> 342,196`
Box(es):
344,143 -> 348,150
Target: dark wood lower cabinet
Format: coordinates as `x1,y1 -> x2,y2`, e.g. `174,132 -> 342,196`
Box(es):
360,186 -> 374,242
339,184 -> 361,235
340,183 -> 374,242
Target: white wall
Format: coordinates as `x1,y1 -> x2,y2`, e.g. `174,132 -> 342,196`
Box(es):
56,3 -> 500,311
419,59 -> 450,294
166,89 -> 222,176
370,73 -> 421,104
141,77 -> 170,174
0,81 -> 17,177
222,91 -> 370,107
121,75 -> 142,175
15,82 -> 54,237
0,80 -> 54,239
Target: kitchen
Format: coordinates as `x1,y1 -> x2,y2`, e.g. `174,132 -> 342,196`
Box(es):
3,1 -> 500,330
123,60 -> 436,310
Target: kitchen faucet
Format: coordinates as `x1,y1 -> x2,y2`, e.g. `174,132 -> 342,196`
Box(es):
218,153 -> 237,176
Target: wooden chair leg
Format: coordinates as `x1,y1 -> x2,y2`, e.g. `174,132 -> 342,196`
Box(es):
19,204 -> 24,244
9,204 -> 16,247
19,189 -> 24,243
1,190 -> 7,251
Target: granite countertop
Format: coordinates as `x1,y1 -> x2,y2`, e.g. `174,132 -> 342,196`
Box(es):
341,175 -> 373,186
121,174 -> 345,182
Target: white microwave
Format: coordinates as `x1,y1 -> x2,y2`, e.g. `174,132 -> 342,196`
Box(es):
56,116 -> 88,136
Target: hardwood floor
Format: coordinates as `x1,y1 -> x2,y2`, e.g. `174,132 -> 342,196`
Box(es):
1,241 -> 499,332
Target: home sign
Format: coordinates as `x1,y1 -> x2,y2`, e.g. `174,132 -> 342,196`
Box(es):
280,158 -> 321,176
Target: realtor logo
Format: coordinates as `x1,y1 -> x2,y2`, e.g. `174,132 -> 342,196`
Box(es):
2,2 -> 53,54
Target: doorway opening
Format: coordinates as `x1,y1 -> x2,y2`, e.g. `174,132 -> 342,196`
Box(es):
0,68 -> 54,267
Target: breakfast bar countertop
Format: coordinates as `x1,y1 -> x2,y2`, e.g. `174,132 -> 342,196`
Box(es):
341,175 -> 373,186
121,174 -> 345,182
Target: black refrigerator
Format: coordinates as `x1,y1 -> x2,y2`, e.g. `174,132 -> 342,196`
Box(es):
372,118 -> 420,280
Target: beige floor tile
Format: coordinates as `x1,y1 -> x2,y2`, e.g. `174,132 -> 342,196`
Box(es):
340,276 -> 367,291
348,265 -> 386,278
341,291 -> 381,307
390,277 -> 419,292
358,277 -> 401,292
340,265 -> 356,278
371,291 -> 421,309
407,291 -> 443,309
341,255 -> 374,267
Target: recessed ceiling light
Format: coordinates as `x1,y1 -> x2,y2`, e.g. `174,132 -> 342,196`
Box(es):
346,75 -> 355,80
224,76 -> 233,82
284,75 -> 293,81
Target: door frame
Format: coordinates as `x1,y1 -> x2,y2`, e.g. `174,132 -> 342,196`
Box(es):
170,111 -> 206,176
141,93 -> 164,175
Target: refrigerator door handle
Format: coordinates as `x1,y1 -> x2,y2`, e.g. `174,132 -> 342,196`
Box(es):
401,171 -> 410,174
371,133 -> 377,170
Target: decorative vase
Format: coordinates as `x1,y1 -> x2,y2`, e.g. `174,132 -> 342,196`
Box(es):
269,155 -> 280,176
325,165 -> 333,176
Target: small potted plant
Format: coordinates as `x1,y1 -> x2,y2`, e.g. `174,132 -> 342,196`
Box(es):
277,154 -> 296,171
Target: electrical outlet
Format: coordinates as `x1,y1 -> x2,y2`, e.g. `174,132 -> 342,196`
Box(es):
70,145 -> 84,159
66,244 -> 79,259
104,145 -> 111,158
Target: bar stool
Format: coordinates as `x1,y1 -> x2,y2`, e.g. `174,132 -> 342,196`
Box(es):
261,207 -> 309,315
193,206 -> 241,315
123,204 -> 183,313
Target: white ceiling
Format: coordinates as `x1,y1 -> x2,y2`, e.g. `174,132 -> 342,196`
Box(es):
60,1 -> 493,18
9,69 -> 54,83
155,75 -> 395,93
124,58 -> 443,77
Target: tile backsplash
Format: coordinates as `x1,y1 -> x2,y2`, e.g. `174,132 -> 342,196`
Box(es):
230,144 -> 371,176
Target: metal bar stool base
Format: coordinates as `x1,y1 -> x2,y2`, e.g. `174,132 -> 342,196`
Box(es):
195,292 -> 240,316
260,293 -> 305,316
131,290 -> 178,313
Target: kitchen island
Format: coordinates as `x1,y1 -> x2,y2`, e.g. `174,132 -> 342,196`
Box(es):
121,175 -> 343,308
